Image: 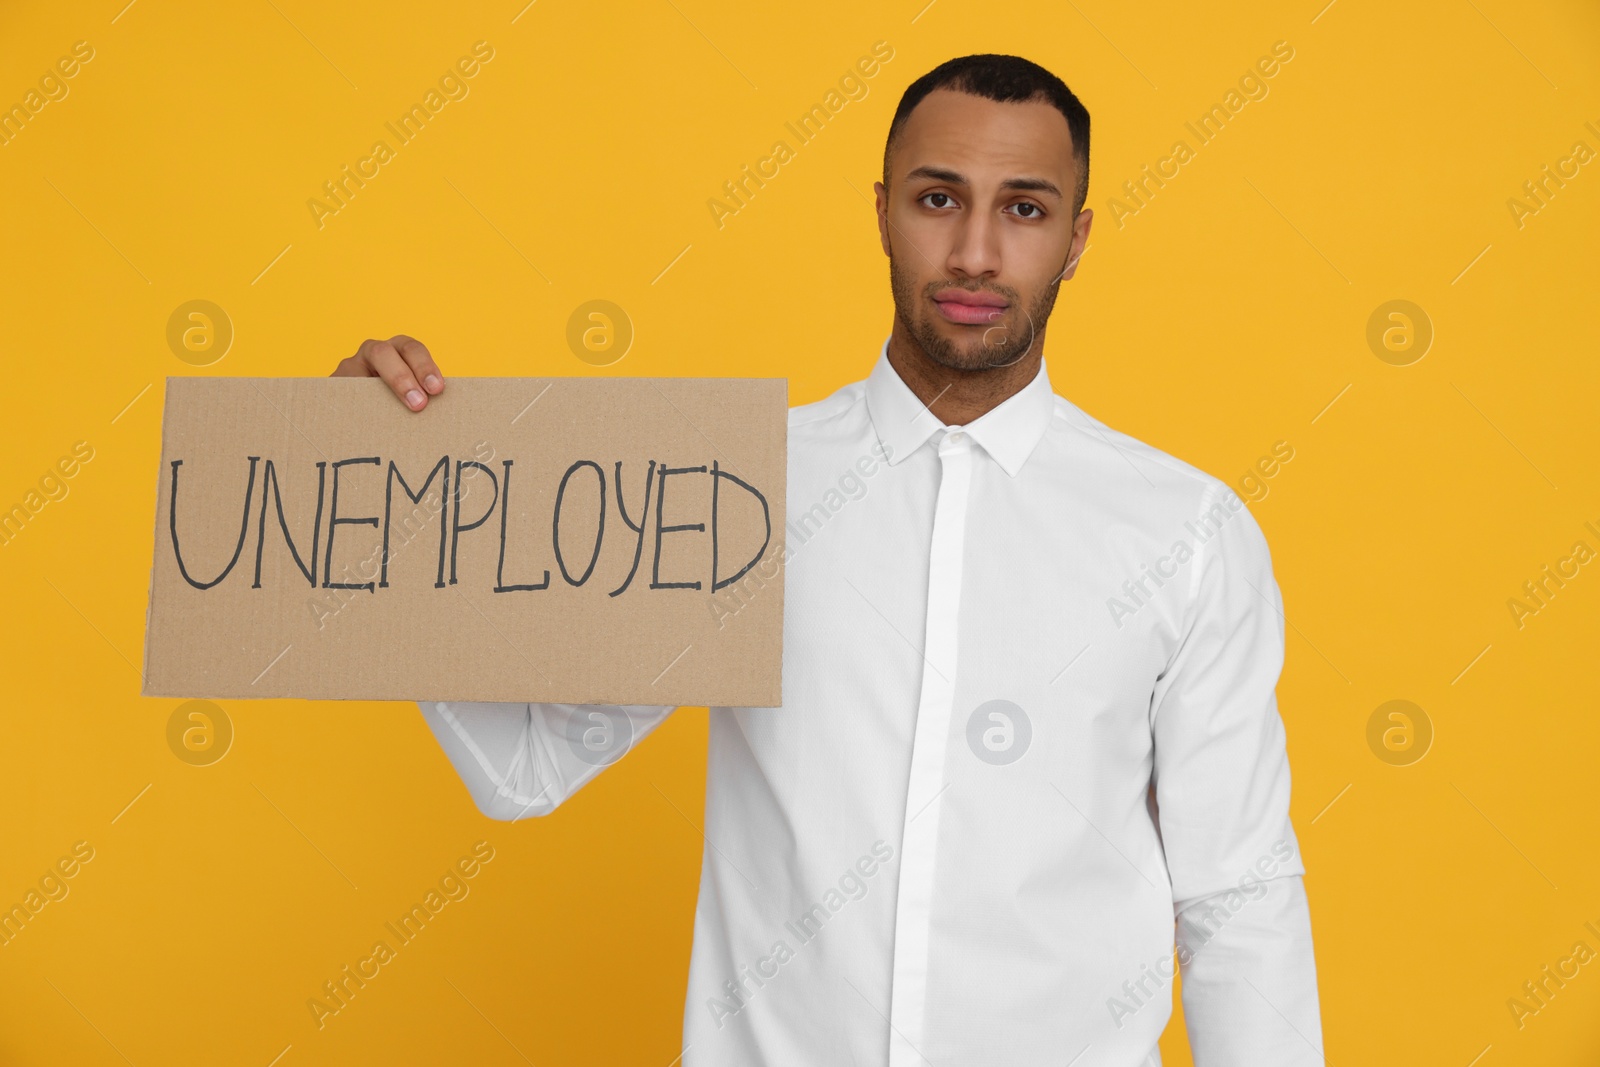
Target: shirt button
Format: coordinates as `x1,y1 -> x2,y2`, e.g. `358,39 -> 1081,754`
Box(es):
947,431 -> 966,444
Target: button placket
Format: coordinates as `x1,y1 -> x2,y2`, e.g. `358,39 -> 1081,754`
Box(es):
886,429 -> 973,1065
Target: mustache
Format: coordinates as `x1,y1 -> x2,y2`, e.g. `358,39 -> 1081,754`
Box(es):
924,281 -> 1021,302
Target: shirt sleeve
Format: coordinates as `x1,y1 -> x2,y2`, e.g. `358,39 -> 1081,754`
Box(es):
1175,872 -> 1324,1065
1149,480 -> 1325,1064
418,702 -> 676,820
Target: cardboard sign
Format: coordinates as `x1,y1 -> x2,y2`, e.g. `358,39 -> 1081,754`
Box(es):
142,377 -> 786,707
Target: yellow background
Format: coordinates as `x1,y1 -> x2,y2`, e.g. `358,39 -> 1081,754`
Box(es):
2,0 -> 1598,1063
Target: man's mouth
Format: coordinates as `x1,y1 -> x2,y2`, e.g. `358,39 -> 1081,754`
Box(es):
932,289 -> 1009,325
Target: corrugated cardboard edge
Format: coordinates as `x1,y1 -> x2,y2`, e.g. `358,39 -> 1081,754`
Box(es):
771,377 -> 788,709
139,378 -> 174,698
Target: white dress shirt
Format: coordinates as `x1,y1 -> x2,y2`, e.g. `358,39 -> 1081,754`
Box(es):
419,345 -> 1325,1066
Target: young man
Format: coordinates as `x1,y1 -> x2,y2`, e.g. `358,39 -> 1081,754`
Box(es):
334,54 -> 1323,1067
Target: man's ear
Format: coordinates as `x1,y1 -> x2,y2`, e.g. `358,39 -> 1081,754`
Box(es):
874,180 -> 892,257
1058,207 -> 1094,282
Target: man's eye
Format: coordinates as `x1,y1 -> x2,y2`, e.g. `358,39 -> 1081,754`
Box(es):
1008,202 -> 1044,219
920,192 -> 955,209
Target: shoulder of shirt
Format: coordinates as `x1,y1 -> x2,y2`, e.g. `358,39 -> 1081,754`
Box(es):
1045,396 -> 1274,602
1044,392 -> 1250,524
1046,394 -> 1217,486
787,380 -> 867,433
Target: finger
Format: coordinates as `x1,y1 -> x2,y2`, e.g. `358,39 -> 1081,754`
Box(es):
331,353 -> 373,378
334,340 -> 393,378
388,334 -> 444,395
365,340 -> 428,411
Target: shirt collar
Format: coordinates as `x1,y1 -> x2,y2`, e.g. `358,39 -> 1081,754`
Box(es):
864,338 -> 1056,478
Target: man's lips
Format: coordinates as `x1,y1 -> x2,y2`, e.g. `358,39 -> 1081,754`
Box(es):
933,289 -> 1009,325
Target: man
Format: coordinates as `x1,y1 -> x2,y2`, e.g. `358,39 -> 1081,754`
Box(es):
334,54 -> 1323,1067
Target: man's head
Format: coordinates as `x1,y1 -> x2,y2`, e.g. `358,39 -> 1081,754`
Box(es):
876,55 -> 1093,372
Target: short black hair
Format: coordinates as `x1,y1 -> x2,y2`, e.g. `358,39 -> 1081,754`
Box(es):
883,54 -> 1091,215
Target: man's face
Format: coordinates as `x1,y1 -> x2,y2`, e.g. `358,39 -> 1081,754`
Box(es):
876,89 -> 1092,371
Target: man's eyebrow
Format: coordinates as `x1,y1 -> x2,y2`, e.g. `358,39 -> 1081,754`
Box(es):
1001,176 -> 1063,199
903,166 -> 1064,200
904,165 -> 968,185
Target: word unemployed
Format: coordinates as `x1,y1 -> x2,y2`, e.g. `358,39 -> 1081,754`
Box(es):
165,452 -> 773,596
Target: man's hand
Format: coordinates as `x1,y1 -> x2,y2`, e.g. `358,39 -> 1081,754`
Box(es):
332,335 -> 445,411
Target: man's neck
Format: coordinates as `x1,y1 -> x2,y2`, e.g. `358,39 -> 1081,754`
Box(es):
885,323 -> 1046,427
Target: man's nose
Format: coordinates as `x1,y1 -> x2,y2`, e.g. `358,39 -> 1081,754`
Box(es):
946,209 -> 1002,278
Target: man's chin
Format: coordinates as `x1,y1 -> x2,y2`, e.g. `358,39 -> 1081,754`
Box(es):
918,321 -> 1028,372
